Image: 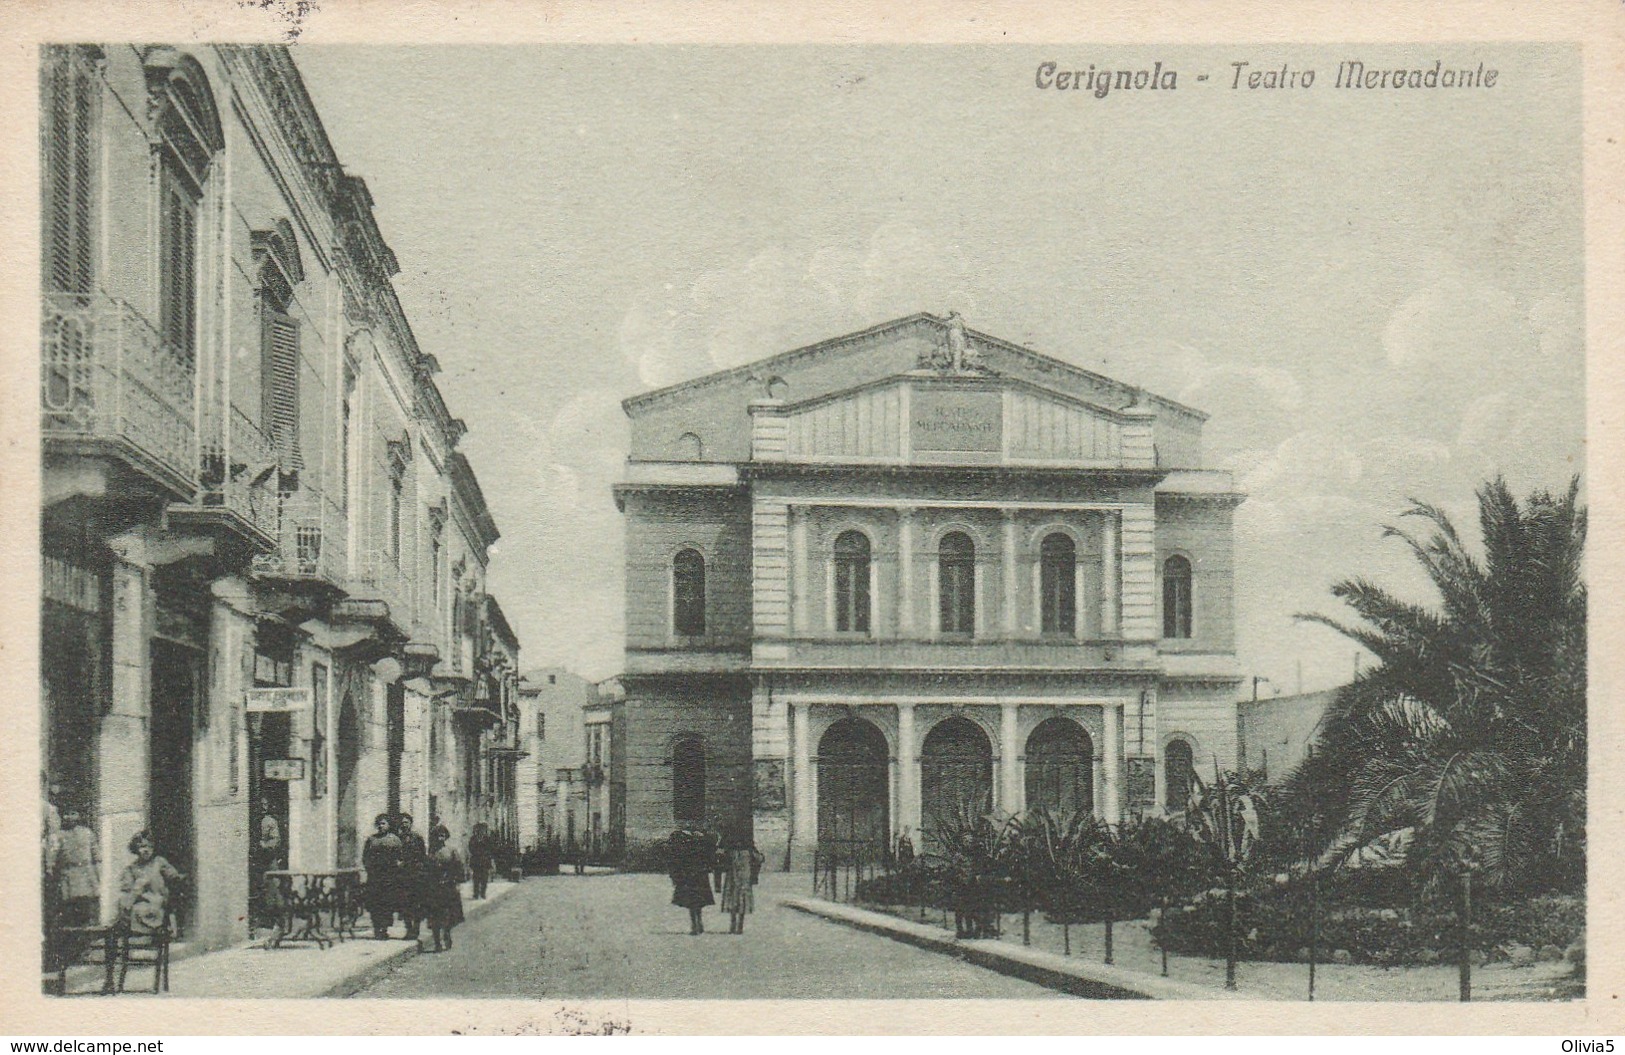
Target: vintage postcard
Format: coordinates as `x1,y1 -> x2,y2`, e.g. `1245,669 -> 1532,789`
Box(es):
3,0 -> 1621,1038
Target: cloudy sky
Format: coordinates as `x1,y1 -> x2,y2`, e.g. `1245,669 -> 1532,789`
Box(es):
294,44 -> 1583,689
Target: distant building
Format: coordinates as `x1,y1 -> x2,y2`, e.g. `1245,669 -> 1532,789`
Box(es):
517,667 -> 599,845
464,596 -> 523,847
1237,687 -> 1340,782
615,313 -> 1246,867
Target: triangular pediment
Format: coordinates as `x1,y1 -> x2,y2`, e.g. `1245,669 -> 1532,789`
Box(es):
625,313 -> 1198,469
624,313 -> 1204,423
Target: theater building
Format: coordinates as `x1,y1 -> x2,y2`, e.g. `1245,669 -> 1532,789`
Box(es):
615,313 -> 1244,866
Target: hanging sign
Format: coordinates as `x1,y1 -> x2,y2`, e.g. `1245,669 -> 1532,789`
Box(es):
262,758 -> 306,781
245,687 -> 313,713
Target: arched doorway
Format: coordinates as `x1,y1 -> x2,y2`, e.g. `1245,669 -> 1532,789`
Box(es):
817,717 -> 889,859
1164,738 -> 1195,811
920,716 -> 992,849
336,691 -> 361,867
1025,717 -> 1093,818
672,734 -> 706,824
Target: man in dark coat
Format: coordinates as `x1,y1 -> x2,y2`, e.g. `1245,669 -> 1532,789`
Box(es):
467,822 -> 495,900
394,812 -> 429,941
667,828 -> 715,935
361,813 -> 401,939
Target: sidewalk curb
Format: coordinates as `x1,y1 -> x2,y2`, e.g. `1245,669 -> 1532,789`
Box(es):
782,897 -> 1241,1001
321,881 -> 524,999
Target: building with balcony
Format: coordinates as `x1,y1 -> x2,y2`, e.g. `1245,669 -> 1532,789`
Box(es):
39,44 -> 516,954
614,313 -> 1245,867
517,668 -> 616,851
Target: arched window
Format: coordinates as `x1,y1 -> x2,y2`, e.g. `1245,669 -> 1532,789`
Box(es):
1039,533 -> 1076,636
253,222 -> 305,471
144,49 -> 223,372
676,432 -> 703,460
1163,555 -> 1193,639
938,532 -> 975,636
1164,738 -> 1195,811
672,734 -> 706,824
257,263 -> 303,471
673,548 -> 706,636
834,530 -> 871,634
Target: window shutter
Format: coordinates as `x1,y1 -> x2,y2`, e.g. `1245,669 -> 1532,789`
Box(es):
69,60 -> 92,294
261,307 -> 302,470
159,171 -> 198,366
43,48 -> 95,295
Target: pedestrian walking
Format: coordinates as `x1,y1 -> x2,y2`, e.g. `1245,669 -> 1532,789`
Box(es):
468,822 -> 494,900
666,827 -> 714,935
896,826 -> 915,868
116,831 -> 184,938
56,809 -> 100,927
361,813 -> 401,939
707,828 -> 725,893
426,828 -> 465,952
395,812 -> 429,941
718,824 -> 765,935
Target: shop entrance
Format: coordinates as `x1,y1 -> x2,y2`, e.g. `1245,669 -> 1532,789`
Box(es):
247,633 -> 295,929
816,717 -> 889,862
386,681 -> 406,816
149,638 -> 199,935
42,601 -> 101,815
336,690 -> 361,867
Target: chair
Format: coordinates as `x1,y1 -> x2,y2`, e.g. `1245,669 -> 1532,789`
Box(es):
48,924 -> 119,995
115,907 -> 173,993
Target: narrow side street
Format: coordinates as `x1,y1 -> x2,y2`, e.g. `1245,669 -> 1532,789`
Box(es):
349,873 -> 1065,999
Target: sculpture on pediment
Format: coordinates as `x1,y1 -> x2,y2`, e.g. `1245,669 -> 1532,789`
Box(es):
918,312 -> 987,374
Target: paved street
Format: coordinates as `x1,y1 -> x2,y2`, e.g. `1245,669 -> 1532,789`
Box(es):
350,873 -> 1064,999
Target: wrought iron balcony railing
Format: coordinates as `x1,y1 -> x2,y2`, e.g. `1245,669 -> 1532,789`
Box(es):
194,405 -> 280,541
42,291 -> 197,495
350,550 -> 413,630
251,488 -> 345,585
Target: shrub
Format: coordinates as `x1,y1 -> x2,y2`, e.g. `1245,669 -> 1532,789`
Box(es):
617,837 -> 672,874
855,860 -> 946,907
520,838 -> 560,876
1152,882 -> 1585,967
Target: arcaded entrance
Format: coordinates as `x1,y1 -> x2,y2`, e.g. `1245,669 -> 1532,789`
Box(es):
1024,716 -> 1093,818
817,717 -> 889,859
920,716 -> 992,849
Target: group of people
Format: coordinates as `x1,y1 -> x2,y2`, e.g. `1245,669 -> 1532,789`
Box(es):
360,812 -> 472,952
43,786 -> 188,979
666,824 -> 765,936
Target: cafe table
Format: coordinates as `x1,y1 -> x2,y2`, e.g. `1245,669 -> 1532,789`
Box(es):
261,868 -> 363,950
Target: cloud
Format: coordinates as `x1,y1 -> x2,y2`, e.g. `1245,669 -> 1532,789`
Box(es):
1528,290 -> 1583,362
1237,493 -> 1375,539
1239,430 -> 1363,496
537,387 -> 630,513
1380,267 -> 1526,370
618,221 -> 979,391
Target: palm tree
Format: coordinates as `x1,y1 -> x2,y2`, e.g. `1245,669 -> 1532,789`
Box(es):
1290,476 -> 1585,896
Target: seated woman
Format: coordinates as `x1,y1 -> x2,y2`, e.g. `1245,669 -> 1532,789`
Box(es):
117,830 -> 184,938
